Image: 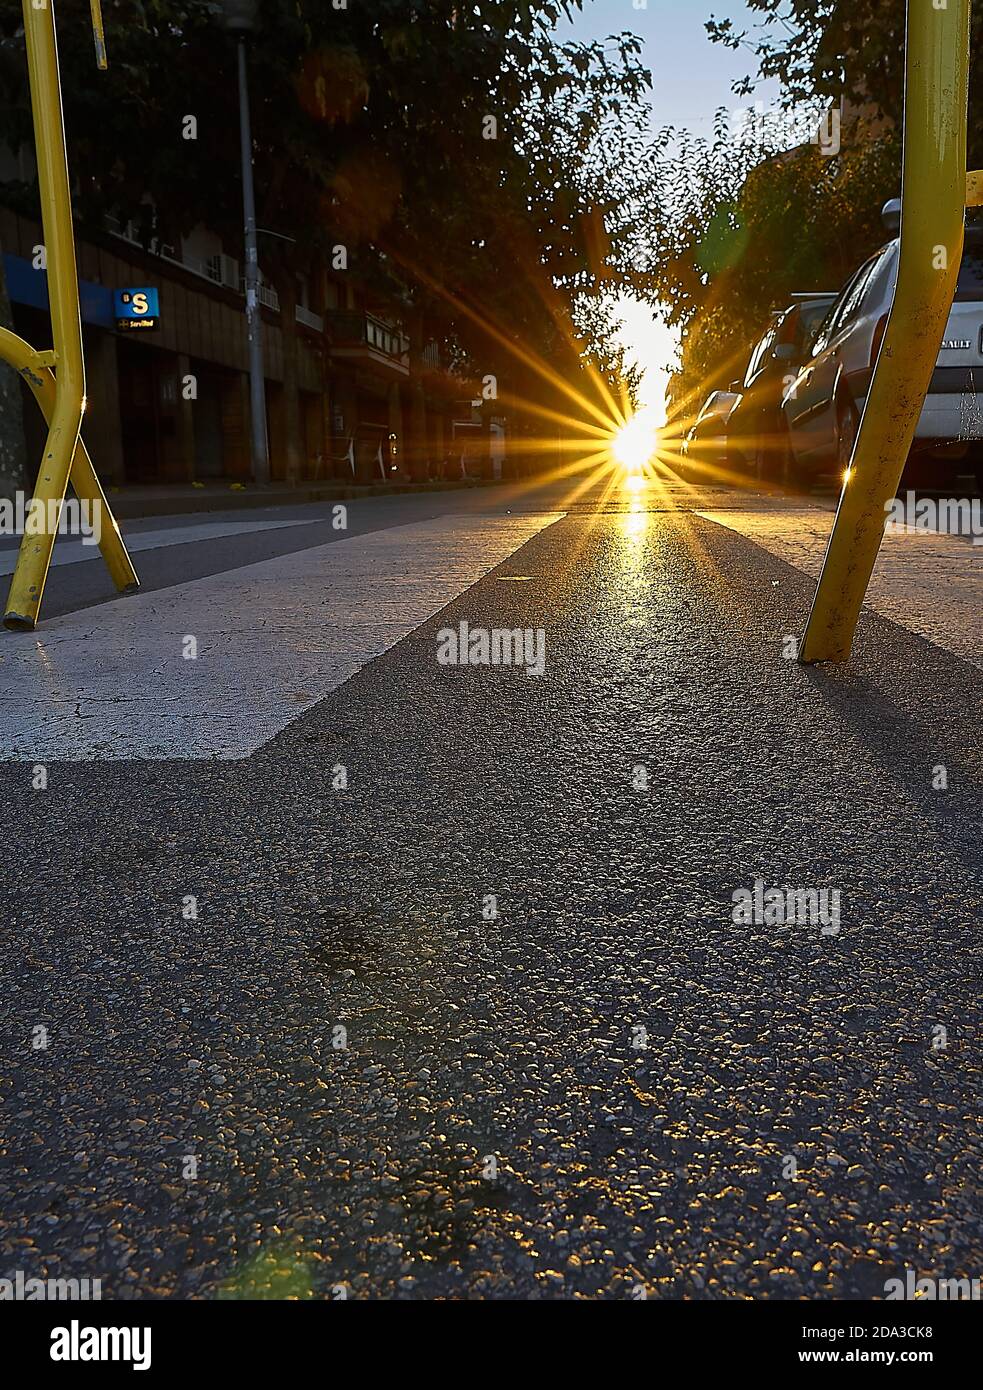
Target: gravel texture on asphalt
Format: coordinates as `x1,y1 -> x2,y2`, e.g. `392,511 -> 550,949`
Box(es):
0,509 -> 980,1300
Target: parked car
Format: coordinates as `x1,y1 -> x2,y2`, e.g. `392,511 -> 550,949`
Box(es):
679,389 -> 738,474
781,203 -> 983,485
725,293 -> 836,479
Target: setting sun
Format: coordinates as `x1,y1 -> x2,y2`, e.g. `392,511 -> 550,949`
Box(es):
611,407 -> 659,474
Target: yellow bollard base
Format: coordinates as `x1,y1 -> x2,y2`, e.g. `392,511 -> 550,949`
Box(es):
3,611 -> 38,632
798,635 -> 852,665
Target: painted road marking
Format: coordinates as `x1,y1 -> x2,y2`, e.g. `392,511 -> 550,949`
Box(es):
0,512 -> 564,761
0,517 -> 318,576
698,508 -> 983,669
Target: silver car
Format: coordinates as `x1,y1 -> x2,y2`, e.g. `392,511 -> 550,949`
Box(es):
782,209 -> 983,484
679,389 -> 738,472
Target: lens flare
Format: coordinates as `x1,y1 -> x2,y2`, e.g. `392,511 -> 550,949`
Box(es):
611,409 -> 658,475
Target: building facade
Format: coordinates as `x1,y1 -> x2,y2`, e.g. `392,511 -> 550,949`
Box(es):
0,204 -> 493,491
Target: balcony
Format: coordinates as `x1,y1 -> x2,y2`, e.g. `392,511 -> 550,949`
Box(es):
295,303 -> 324,333
104,215 -> 241,292
327,310 -> 410,375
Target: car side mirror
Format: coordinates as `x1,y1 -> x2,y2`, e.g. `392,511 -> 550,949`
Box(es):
881,198 -> 901,235
728,380 -> 741,392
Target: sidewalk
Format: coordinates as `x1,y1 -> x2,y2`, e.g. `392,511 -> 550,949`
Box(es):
102,477 -> 492,521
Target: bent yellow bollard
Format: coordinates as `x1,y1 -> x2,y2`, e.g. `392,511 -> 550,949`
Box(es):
4,0 -> 84,628
0,0 -> 136,629
0,326 -> 137,593
799,0 -> 971,663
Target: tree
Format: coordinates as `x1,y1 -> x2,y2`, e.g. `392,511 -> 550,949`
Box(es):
626,4 -> 944,422
707,0 -> 983,165
706,1 -> 905,116
630,105 -> 899,422
0,1 -> 654,437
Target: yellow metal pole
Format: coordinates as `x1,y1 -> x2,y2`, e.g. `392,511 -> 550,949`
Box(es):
89,0 -> 108,71
799,0 -> 971,663
4,0 -> 87,629
0,325 -> 138,593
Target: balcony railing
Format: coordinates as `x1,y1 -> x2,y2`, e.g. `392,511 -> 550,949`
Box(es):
239,276 -> 280,312
328,310 -> 410,367
103,215 -> 281,312
104,215 -> 239,291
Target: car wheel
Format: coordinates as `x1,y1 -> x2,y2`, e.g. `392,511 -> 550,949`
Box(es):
754,438 -> 784,486
727,448 -> 748,477
963,445 -> 983,494
776,425 -> 797,489
752,418 -> 794,488
836,398 -> 860,476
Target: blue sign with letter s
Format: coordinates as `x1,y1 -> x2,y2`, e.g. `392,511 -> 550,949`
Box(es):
113,287 -> 159,329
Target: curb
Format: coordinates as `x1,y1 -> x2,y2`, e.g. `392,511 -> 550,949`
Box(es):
105,478 -> 495,521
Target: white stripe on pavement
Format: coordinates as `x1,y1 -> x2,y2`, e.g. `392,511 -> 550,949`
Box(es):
698,508 -> 983,670
0,512 -> 564,761
0,517 -> 318,576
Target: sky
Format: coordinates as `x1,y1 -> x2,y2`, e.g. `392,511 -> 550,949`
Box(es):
553,0 -> 782,422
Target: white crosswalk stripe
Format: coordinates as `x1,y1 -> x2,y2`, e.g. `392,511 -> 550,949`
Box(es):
0,517 -> 318,576
0,512 -> 563,761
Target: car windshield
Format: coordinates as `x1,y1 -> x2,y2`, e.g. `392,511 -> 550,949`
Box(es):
956,233 -> 983,301
798,300 -> 834,343
699,393 -> 728,420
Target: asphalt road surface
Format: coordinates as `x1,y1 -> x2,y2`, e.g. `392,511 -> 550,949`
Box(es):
0,474 -> 980,1299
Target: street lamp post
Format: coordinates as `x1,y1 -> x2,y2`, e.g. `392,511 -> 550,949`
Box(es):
222,0 -> 269,485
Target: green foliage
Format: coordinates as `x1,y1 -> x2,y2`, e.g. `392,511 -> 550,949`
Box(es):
707,0 -> 983,163
715,137 -> 896,407
641,4 -> 924,420
706,1 -> 904,117
0,0 -> 653,414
